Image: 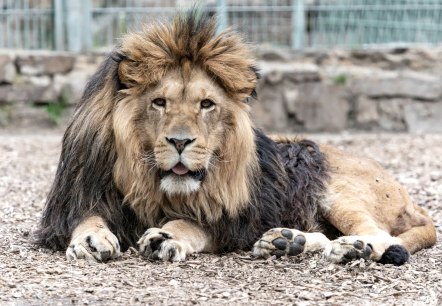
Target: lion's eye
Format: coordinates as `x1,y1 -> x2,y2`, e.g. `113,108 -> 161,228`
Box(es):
152,98 -> 166,108
200,99 -> 215,109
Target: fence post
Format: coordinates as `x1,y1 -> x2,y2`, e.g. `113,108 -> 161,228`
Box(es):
216,0 -> 228,34
53,0 -> 64,50
292,0 -> 305,49
81,0 -> 92,51
66,0 -> 92,52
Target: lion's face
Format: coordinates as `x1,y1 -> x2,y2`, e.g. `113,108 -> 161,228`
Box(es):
137,68 -> 237,195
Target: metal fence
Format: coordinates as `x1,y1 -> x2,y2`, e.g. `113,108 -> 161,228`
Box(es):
0,0 -> 53,50
308,0 -> 442,48
2,0 -> 442,51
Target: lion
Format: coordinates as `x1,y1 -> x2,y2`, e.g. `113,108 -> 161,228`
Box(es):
36,11 -> 436,265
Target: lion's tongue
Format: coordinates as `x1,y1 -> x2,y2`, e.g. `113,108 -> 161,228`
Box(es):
172,163 -> 189,175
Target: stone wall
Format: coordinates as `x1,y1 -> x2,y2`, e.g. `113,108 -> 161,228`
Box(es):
254,47 -> 442,133
1,48 -> 442,132
0,51 -> 103,127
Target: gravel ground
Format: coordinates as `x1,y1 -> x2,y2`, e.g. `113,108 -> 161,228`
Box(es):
0,131 -> 441,306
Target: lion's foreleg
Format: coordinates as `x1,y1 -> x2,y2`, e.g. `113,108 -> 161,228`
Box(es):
253,228 -> 330,258
66,216 -> 121,261
137,220 -> 213,261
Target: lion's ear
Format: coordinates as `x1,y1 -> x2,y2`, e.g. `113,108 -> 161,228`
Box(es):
249,66 -> 261,101
80,50 -> 127,103
110,51 -> 128,91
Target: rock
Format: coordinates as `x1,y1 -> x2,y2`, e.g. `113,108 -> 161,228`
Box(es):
25,75 -> 58,102
0,54 -> 17,83
16,52 -> 76,76
259,62 -> 320,85
351,69 -> 442,101
355,96 -> 379,126
258,48 -> 291,62
23,75 -> 52,87
404,102 -> 442,133
252,86 -> 289,132
53,69 -> 95,104
377,99 -> 411,131
293,83 -> 350,132
0,102 -> 51,127
255,74 -> 348,132
282,84 -> 299,114
0,84 -> 55,103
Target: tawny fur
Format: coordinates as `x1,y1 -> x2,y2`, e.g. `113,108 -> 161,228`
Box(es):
36,11 -> 436,264
272,135 -> 436,255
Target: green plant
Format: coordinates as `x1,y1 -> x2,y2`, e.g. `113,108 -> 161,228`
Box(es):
45,91 -> 70,125
46,102 -> 64,125
333,73 -> 348,86
0,104 -> 14,126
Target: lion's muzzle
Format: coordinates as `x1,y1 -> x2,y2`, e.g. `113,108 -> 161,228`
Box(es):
165,137 -> 196,154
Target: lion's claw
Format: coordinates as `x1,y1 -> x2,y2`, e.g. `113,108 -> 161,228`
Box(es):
137,228 -> 188,262
66,229 -> 120,262
324,237 -> 373,263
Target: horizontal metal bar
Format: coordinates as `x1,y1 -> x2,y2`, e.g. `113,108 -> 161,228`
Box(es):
0,9 -> 52,13
90,6 -> 297,14
0,11 -> 52,16
91,7 -> 185,13
89,5 -> 442,15
319,18 -> 442,31
308,5 -> 442,11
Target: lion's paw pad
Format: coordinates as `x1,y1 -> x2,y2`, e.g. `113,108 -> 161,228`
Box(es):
324,237 -> 373,263
253,228 -> 306,259
137,228 -> 187,262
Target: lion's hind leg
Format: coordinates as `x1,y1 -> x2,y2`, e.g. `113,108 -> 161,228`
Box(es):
324,234 -> 408,265
321,144 -> 436,266
253,228 -> 330,259
323,187 -> 435,265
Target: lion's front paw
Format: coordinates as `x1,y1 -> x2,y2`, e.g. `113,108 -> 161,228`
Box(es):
137,228 -> 188,262
66,228 -> 120,262
324,236 -> 373,263
253,228 -> 306,259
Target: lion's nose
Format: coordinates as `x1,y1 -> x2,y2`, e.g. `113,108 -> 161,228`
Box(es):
166,137 -> 195,154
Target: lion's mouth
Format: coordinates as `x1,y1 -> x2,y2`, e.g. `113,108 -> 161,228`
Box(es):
171,162 -> 189,175
159,162 -> 206,181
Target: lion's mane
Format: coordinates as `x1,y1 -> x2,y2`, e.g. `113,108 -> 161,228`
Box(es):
36,11 -> 329,252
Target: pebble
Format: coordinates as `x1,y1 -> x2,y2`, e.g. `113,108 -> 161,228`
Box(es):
0,132 -> 441,305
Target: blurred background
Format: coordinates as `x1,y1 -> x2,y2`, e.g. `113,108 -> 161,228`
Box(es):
1,0 -> 442,133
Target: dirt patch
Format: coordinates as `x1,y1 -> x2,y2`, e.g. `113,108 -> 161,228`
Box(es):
0,132 -> 441,305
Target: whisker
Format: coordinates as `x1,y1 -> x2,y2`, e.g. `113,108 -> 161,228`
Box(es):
139,152 -> 159,169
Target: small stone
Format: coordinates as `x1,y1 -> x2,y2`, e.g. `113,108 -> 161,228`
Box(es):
429,171 -> 440,181
323,292 -> 334,298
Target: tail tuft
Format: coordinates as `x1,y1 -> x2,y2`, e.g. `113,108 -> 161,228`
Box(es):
378,245 -> 410,266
